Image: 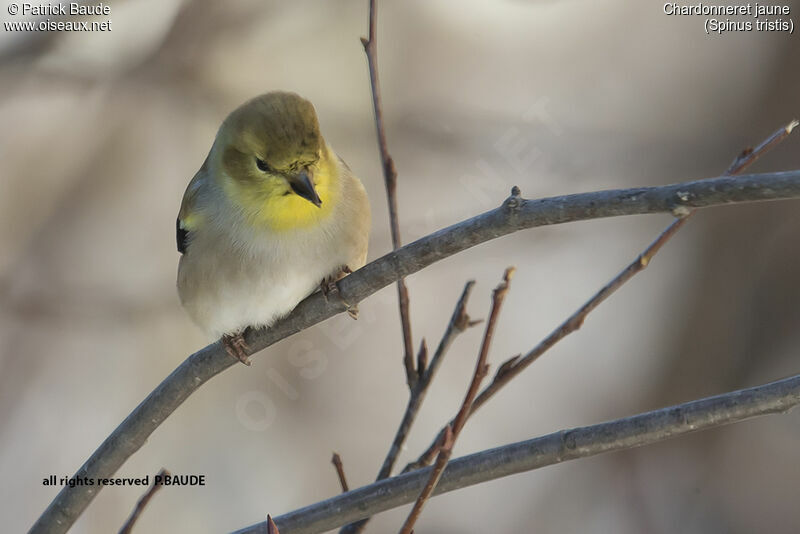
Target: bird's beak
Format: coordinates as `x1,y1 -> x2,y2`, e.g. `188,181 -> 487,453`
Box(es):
288,169 -> 322,207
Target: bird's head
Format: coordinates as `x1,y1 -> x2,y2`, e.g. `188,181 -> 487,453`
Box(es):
215,92 -> 328,215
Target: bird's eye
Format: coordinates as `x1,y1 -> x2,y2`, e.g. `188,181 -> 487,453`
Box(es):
255,158 -> 272,172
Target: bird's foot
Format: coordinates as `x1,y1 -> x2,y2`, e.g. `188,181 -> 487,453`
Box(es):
222,332 -> 251,366
319,265 -> 358,320
319,277 -> 338,301
319,265 -> 351,300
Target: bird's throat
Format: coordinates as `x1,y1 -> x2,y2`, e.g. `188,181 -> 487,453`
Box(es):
237,151 -> 339,233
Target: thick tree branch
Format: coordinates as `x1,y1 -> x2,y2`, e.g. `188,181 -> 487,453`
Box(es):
29,170 -> 800,534
345,119 -> 798,532
407,121 -> 797,469
233,372 -> 800,534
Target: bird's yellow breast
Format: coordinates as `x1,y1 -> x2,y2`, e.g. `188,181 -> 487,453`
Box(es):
223,150 -> 340,233
261,169 -> 337,232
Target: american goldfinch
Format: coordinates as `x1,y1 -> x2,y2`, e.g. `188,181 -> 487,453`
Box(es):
177,92 -> 371,365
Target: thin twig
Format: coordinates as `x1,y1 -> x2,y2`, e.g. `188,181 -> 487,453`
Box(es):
118,468 -> 170,534
30,170 -> 800,534
362,0 -> 416,388
451,269 -> 513,437
406,121 -> 798,470
331,453 -> 350,493
379,281 -> 478,479
416,339 -> 428,379
340,281 -> 479,534
232,372 -> 800,534
398,425 -> 453,534
727,120 -> 797,175
399,268 -> 514,534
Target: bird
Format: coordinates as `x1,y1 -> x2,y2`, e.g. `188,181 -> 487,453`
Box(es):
176,92 -> 371,365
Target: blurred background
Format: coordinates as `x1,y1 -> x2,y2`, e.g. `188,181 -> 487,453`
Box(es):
2,1 -> 799,532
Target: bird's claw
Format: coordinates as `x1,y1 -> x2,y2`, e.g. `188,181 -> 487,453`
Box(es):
320,278 -> 338,301
320,265 -> 358,320
222,332 -> 252,366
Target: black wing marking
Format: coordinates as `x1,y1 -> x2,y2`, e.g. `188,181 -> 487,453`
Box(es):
177,218 -> 189,254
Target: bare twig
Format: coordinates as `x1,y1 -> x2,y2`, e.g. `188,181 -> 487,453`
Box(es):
340,281 -> 479,534
399,268 -> 514,534
232,372 -> 800,534
361,0 -> 416,388
416,339 -> 428,378
379,281 -> 478,479
407,122 -> 797,470
118,468 -> 169,534
450,269 -> 513,437
30,170 -> 800,534
331,453 -> 350,493
727,120 -> 797,175
398,425 -> 453,534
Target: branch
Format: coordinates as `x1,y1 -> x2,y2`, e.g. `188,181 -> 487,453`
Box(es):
399,268 -> 513,534
408,121 -> 797,469
118,468 -> 169,534
331,453 -> 350,493
378,281 -> 479,479
398,425 -> 452,534
234,372 -> 800,534
29,170 -> 800,534
267,515 -> 280,534
361,0 -> 416,388
340,281 -> 479,533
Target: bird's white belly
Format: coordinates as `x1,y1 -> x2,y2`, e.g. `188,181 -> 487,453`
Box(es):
178,227 -> 349,339
210,266 -> 319,336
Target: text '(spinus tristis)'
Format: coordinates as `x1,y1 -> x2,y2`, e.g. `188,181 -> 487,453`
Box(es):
177,92 -> 371,364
